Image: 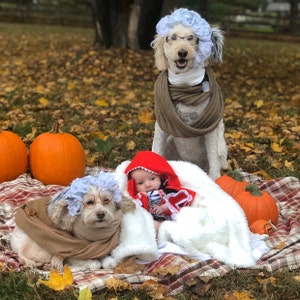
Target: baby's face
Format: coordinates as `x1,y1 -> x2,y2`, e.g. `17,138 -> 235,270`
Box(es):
130,169 -> 161,193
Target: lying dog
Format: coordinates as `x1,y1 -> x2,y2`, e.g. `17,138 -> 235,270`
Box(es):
151,8 -> 228,179
10,172 -> 135,271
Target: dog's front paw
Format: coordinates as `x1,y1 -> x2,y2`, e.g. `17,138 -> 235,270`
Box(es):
66,258 -> 102,272
101,255 -> 117,269
50,256 -> 64,272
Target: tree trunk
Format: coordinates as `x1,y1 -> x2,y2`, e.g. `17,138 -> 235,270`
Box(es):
289,0 -> 299,34
127,0 -> 141,50
91,0 -> 163,49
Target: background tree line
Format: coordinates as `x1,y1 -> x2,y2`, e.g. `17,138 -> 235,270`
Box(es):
1,0 -> 299,48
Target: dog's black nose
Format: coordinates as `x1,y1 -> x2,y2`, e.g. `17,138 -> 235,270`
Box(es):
97,211 -> 105,220
178,49 -> 188,58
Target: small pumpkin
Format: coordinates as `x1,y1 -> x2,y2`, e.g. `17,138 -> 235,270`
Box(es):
29,120 -> 85,186
215,170 -> 248,198
235,184 -> 279,226
0,130 -> 28,183
250,219 -> 276,235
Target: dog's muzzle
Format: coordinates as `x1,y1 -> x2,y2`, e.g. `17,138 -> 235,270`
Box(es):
176,49 -> 188,69
96,211 -> 105,222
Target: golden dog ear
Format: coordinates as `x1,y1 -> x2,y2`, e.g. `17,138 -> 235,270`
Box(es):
48,199 -> 77,232
210,27 -> 224,64
117,197 -> 136,213
151,35 -> 168,71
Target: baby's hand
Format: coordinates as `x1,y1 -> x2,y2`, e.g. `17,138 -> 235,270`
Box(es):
152,203 -> 168,214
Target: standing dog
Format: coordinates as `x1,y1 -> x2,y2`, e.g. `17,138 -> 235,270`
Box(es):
151,8 -> 227,179
11,172 -> 135,271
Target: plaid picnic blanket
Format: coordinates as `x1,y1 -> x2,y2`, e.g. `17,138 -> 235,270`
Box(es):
0,170 -> 299,295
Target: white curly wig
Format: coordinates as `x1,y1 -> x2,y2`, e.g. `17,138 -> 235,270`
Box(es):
152,8 -> 223,66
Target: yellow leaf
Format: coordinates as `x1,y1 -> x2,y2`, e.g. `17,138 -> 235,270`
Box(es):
239,144 -> 253,153
293,275 -> 300,282
26,127 -> 37,141
151,265 -> 180,277
114,257 -> 145,274
284,160 -> 294,171
36,85 -> 44,93
256,274 -> 276,295
0,262 -> 8,272
225,131 -> 242,139
254,99 -> 264,108
67,81 -> 75,90
104,277 -> 132,292
232,289 -> 256,299
138,279 -> 167,299
245,143 -> 254,149
78,287 -> 92,300
138,111 -> 153,124
38,266 -> 74,291
126,140 -> 136,151
271,160 -> 281,169
252,170 -> 272,180
94,99 -> 109,107
291,125 -> 300,132
38,97 -> 49,107
124,90 -> 136,101
274,241 -> 285,249
271,142 -> 283,153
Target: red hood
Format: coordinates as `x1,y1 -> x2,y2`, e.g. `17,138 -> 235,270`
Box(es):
125,151 -> 182,198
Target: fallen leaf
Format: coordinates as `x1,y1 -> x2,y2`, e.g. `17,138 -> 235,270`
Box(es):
150,265 -> 180,277
293,275 -> 300,282
271,142 -> 283,153
126,140 -> 136,151
38,97 -> 49,106
256,273 -> 276,295
138,111 -> 153,124
113,256 -> 145,274
138,279 -> 168,299
104,277 -> 132,292
38,266 -> 74,291
254,99 -> 264,108
233,290 -> 256,299
273,241 -> 285,249
94,99 -> 109,107
78,286 -> 92,300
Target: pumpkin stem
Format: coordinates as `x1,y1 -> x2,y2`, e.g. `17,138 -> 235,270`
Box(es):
50,119 -> 64,134
265,220 -> 276,234
227,170 -> 244,182
245,184 -> 263,196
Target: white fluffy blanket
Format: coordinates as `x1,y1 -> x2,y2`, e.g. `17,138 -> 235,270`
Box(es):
113,160 -> 265,268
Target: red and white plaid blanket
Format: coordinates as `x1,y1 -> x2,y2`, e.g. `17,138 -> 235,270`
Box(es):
0,171 -> 299,294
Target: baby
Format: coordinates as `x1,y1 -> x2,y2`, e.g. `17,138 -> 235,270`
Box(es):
125,151 -> 196,229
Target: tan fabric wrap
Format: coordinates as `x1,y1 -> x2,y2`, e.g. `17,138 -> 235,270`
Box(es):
154,66 -> 224,137
14,197 -> 121,260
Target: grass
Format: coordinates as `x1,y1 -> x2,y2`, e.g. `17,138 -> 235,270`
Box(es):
0,22 -> 299,299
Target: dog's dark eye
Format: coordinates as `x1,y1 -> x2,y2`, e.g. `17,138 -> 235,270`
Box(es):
86,199 -> 95,206
103,198 -> 110,205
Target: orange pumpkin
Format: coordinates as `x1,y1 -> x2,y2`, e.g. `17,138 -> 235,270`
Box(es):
29,120 -> 85,186
250,219 -> 276,235
215,170 -> 248,198
235,184 -> 279,226
0,130 -> 28,183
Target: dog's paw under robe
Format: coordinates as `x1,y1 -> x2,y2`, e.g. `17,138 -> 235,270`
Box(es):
115,159 -> 266,268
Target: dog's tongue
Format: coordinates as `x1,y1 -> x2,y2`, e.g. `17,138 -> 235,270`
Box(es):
176,59 -> 187,69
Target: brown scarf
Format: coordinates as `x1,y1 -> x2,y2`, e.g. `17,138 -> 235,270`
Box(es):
154,66 -> 224,137
14,197 -> 122,260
